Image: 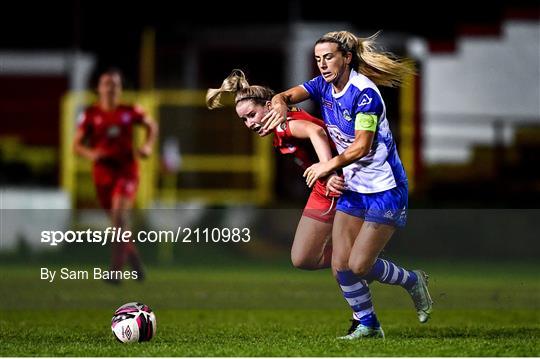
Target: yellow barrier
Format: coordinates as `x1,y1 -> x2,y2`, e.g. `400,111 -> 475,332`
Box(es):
399,68 -> 418,193
60,90 -> 274,208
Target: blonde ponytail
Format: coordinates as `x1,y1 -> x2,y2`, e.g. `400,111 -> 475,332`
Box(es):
316,31 -> 416,87
206,69 -> 276,110
206,69 -> 250,109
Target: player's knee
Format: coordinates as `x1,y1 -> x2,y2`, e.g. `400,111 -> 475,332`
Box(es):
331,257 -> 349,275
348,258 -> 372,277
291,252 -> 319,270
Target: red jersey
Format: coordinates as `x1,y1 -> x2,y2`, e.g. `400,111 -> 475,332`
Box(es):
78,104 -> 146,185
272,107 -> 337,171
273,108 -> 339,222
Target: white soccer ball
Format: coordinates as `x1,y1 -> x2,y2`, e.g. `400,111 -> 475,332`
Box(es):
111,302 -> 157,343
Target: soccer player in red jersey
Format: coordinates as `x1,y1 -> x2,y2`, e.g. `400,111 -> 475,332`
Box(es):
73,68 -> 158,282
207,70 -> 344,269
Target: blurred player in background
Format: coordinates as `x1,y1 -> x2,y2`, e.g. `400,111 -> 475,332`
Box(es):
73,68 -> 158,282
263,31 -> 433,339
207,69 -> 344,270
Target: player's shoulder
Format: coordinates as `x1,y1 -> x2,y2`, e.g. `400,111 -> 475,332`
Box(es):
304,75 -> 328,90
118,104 -> 144,114
349,73 -> 384,110
350,71 -> 380,95
287,107 -> 325,127
83,104 -> 100,115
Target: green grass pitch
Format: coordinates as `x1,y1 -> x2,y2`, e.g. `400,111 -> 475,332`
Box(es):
1,262 -> 538,356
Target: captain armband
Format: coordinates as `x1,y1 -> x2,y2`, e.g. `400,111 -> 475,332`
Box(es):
354,113 -> 378,132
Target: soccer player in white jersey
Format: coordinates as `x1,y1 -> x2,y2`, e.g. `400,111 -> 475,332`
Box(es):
261,31 -> 433,339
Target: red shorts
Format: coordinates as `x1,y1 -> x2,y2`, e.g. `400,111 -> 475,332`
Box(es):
302,180 -> 338,223
93,161 -> 139,209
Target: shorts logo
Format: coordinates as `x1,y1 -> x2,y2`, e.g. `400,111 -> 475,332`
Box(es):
359,94 -> 372,107
384,210 -> 394,219
342,110 -> 352,121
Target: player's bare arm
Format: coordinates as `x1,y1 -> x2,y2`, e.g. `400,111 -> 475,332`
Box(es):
138,116 -> 159,158
288,120 -> 344,194
304,129 -> 374,188
73,127 -> 100,161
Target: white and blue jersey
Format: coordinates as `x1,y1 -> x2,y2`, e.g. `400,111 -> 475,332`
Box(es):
301,70 -> 408,227
301,69 -> 407,194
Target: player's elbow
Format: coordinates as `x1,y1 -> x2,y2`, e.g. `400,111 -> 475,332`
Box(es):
315,127 -> 327,138
149,121 -> 159,138
309,127 -> 327,140
73,140 -> 83,156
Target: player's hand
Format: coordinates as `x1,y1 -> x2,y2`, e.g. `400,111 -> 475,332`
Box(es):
89,148 -> 107,161
138,144 -> 153,158
303,162 -> 332,188
260,105 -> 288,136
325,173 -> 344,196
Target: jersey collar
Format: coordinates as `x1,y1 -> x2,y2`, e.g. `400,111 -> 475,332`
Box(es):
332,69 -> 357,99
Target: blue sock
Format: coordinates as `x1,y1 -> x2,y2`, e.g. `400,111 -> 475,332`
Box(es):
363,258 -> 418,290
336,270 -> 379,327
354,312 -> 380,328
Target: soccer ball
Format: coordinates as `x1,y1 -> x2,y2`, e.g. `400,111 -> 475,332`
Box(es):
111,302 -> 157,343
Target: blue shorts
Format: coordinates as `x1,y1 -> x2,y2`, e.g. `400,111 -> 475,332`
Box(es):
336,182 -> 408,228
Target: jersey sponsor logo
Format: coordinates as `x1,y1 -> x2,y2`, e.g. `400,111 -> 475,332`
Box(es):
359,94 -> 372,107
342,110 -> 352,121
107,125 -> 120,138
327,125 -> 354,146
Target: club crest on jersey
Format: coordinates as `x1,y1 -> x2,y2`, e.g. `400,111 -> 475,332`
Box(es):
359,94 -> 372,107
107,125 -> 120,138
342,110 -> 352,121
